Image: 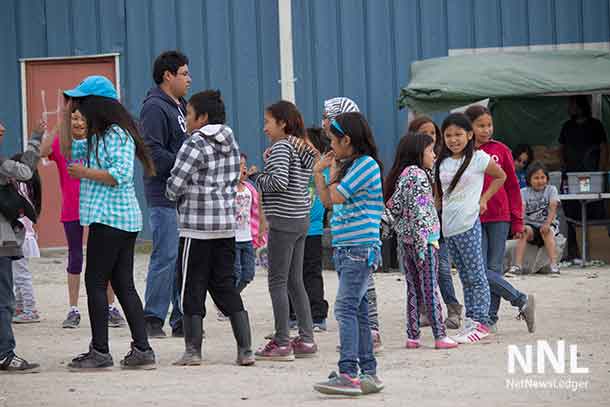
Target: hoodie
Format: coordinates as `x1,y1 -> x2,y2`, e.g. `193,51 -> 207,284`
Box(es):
140,86 -> 188,207
250,136 -> 316,220
166,124 -> 240,240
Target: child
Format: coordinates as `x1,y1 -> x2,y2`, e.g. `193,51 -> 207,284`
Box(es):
510,161 -> 561,275
167,89 -> 255,367
61,77 -> 156,370
383,133 -> 458,350
465,105 -> 536,334
434,113 -> 506,344
313,112 -> 384,396
11,154 -> 42,324
250,100 -> 318,361
513,144 -> 534,189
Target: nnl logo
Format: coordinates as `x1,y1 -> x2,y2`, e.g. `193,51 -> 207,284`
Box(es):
508,340 -> 589,374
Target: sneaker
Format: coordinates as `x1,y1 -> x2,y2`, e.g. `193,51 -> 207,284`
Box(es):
62,310 -> 81,329
291,336 -> 318,358
405,339 -> 421,349
108,307 -> 126,328
217,310 -> 229,322
12,310 -> 40,324
517,295 -> 536,333
451,321 -> 490,344
120,343 -> 156,370
549,264 -> 561,276
313,319 -> 327,332
0,353 -> 40,374
289,319 -> 298,330
505,265 -> 522,277
68,346 -> 113,371
255,339 -> 294,361
435,336 -> 459,349
372,330 -> 384,354
313,371 -> 362,396
359,373 -> 385,394
145,320 -> 166,338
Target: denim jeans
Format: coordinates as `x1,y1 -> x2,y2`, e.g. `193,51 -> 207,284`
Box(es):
438,240 -> 459,305
0,257 -> 16,359
333,246 -> 378,377
144,207 -> 182,328
234,241 -> 255,290
481,221 -> 527,325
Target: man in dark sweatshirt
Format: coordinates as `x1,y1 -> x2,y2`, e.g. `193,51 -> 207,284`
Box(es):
140,50 -> 191,338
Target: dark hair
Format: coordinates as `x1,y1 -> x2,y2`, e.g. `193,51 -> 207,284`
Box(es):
408,116 -> 441,153
384,133 -> 434,203
240,152 -> 247,160
465,105 -> 492,123
569,95 -> 592,118
512,144 -> 534,163
71,96 -> 156,176
329,112 -> 383,184
10,153 -> 42,217
306,127 -> 330,155
525,161 -> 549,187
188,90 -> 226,125
153,51 -> 189,85
434,113 -> 475,196
265,100 -> 306,139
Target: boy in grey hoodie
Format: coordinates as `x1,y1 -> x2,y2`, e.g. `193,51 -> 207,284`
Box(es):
166,90 -> 254,366
0,120 -> 44,373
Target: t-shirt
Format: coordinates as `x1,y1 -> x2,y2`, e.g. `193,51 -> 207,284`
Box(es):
307,169 -> 329,236
559,118 -> 608,172
235,186 -> 253,242
47,136 -> 80,222
439,150 -> 491,237
521,185 -> 560,231
331,156 -> 383,247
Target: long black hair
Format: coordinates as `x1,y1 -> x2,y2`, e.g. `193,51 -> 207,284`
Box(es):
329,112 -> 382,184
11,153 -> 42,217
434,113 -> 475,197
384,132 -> 434,203
71,96 -> 155,176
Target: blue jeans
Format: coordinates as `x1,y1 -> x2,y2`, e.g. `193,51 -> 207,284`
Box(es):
144,207 -> 182,328
333,246 -> 378,377
438,240 -> 459,305
481,222 -> 527,325
234,241 -> 255,290
0,257 -> 16,359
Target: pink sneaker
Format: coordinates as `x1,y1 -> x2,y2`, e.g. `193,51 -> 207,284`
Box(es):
291,336 -> 318,358
255,339 -> 295,361
405,339 -> 421,349
435,336 -> 459,349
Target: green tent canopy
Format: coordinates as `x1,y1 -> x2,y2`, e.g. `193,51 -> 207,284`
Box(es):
399,50 -> 610,113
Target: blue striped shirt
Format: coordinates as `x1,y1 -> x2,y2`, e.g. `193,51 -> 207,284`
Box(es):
331,155 -> 383,247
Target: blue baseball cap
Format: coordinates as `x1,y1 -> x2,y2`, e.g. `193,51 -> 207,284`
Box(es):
63,75 -> 118,100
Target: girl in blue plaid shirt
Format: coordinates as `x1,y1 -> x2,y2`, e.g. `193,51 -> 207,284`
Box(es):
60,82 -> 157,371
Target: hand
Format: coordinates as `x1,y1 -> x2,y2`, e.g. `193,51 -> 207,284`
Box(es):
263,147 -> 272,162
67,162 -> 89,179
33,119 -> 47,134
479,198 -> 488,215
512,232 -> 524,240
314,151 -> 335,173
247,165 -> 258,176
540,224 -> 550,235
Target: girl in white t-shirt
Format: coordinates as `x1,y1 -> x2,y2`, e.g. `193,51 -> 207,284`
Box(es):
434,113 -> 506,344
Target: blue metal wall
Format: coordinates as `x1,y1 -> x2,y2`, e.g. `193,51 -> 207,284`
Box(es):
292,0 -> 610,166
0,0 -> 281,238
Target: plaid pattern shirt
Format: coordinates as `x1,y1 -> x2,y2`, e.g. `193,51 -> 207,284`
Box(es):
72,125 -> 143,232
166,124 -> 240,239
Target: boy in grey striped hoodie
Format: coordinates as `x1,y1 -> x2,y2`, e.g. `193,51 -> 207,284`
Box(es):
166,90 -> 254,366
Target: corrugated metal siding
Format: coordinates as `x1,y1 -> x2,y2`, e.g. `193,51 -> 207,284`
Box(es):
0,0 -> 281,239
292,0 -> 610,166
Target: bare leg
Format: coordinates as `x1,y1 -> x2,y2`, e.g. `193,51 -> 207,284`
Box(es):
541,229 -> 557,265
68,273 -> 81,307
107,284 -> 116,305
514,226 -> 533,266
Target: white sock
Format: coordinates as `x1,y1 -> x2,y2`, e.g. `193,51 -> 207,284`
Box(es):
70,306 -> 79,313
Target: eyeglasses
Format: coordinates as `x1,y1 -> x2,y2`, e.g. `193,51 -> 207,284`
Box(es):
331,119 -> 346,136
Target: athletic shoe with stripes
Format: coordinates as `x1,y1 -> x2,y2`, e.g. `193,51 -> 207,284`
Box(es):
451,321 -> 490,344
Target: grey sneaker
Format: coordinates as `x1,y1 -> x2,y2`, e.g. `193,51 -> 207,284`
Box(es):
68,346 -> 113,371
0,353 -> 40,374
120,343 -> 156,370
313,371 -> 362,396
359,374 -> 385,394
62,310 -> 81,329
505,265 -> 522,277
108,307 -> 126,328
517,295 -> 536,333
549,264 -> 561,276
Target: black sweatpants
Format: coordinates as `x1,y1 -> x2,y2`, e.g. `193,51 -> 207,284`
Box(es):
85,223 -> 150,354
177,237 -> 245,318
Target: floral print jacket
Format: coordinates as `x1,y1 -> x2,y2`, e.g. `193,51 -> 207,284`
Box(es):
383,165 -> 440,260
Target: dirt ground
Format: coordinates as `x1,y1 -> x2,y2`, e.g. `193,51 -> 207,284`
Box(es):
1,249 -> 609,407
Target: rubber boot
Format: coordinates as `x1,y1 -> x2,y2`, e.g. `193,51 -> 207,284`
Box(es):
173,315 -> 203,366
230,310 -> 255,366
445,303 -> 463,330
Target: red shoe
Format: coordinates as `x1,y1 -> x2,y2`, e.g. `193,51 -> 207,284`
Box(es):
291,336 -> 318,358
255,339 -> 294,361
435,337 -> 459,349
405,339 -> 421,349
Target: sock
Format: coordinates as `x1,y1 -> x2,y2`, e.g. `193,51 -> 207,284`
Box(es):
70,306 -> 79,313
108,303 -> 116,310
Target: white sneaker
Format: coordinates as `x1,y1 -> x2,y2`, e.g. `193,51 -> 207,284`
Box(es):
451,321 -> 490,344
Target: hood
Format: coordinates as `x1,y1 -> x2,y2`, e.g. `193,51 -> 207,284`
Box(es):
143,86 -> 186,110
323,97 -> 360,120
198,124 -> 235,155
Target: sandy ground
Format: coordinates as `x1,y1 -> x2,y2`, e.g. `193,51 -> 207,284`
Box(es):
1,249 -> 609,407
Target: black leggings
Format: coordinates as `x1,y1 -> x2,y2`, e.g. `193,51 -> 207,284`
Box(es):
85,223 -> 150,354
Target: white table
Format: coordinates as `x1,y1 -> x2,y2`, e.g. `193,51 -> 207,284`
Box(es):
559,193 -> 610,267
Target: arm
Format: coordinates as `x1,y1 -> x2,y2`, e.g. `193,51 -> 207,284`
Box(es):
313,152 -> 345,207
40,133 -> 56,158
251,142 -> 291,192
141,104 -> 178,178
480,159 -> 506,215
540,200 -> 559,235
166,138 -> 204,201
0,127 -> 44,181
502,148 -> 524,236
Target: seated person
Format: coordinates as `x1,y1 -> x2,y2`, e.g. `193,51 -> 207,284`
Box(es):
513,144 -> 534,189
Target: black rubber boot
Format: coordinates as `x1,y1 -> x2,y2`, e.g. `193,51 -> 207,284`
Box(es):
229,310 -> 255,366
173,315 -> 203,366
